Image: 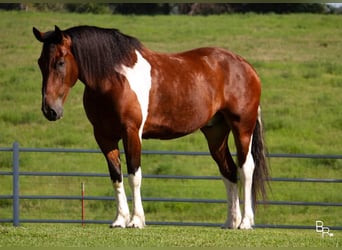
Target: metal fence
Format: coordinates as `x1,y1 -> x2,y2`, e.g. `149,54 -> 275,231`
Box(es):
0,142 -> 341,230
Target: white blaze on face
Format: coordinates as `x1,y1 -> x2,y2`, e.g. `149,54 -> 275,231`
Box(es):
118,50 -> 152,140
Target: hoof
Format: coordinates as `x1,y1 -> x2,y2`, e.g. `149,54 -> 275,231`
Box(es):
238,217 -> 254,230
110,214 -> 130,228
222,217 -> 241,229
109,224 -> 125,229
127,215 -> 145,229
238,225 -> 254,230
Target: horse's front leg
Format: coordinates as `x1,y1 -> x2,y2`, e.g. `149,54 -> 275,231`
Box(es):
123,127 -> 145,228
108,149 -> 131,228
94,131 -> 130,228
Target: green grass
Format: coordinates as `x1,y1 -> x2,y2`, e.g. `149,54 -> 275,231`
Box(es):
0,12 -> 341,152
0,224 -> 341,247
0,11 -> 341,233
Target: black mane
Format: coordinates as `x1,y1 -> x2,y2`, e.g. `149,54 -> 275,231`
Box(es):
64,25 -> 142,85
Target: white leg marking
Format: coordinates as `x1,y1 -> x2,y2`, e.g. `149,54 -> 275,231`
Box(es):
222,177 -> 241,229
118,50 -> 152,140
111,177 -> 130,228
128,167 -> 145,228
239,136 -> 255,229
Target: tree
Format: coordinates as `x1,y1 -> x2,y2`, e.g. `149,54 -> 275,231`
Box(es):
175,3 -> 327,15
112,4 -> 170,15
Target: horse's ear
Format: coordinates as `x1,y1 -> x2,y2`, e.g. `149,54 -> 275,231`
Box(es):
33,26 -> 64,44
33,27 -> 44,42
54,25 -> 63,44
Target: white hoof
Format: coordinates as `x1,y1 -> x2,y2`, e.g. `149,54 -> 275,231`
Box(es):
238,217 -> 254,230
127,214 -> 145,229
110,214 -> 130,228
222,215 -> 242,229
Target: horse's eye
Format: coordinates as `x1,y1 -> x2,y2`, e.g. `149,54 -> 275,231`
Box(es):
56,60 -> 65,68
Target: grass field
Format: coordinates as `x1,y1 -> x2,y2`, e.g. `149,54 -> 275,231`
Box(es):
0,10 -> 341,245
0,224 -> 340,247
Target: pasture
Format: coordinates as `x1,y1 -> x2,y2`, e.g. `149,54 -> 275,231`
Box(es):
0,224 -> 341,247
0,11 -> 341,247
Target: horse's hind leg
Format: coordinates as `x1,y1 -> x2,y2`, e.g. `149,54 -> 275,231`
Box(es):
231,121 -> 256,229
201,118 -> 242,229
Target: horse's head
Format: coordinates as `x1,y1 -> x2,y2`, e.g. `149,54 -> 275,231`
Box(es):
33,26 -> 79,121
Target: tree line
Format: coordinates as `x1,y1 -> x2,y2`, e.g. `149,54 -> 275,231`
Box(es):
0,3 -> 340,15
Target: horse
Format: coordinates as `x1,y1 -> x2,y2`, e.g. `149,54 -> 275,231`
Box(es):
33,25 -> 269,229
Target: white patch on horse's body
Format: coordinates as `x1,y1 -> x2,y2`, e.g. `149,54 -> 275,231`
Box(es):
238,136 -> 255,229
118,50 -> 152,140
111,176 -> 130,228
128,167 -> 145,228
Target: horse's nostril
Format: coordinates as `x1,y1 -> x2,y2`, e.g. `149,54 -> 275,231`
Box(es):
42,106 -> 60,121
48,108 -> 57,119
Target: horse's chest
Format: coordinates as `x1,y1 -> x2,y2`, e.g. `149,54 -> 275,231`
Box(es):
82,88 -> 120,133
83,50 -> 153,139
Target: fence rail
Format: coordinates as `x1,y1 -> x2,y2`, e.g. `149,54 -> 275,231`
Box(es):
0,142 -> 341,230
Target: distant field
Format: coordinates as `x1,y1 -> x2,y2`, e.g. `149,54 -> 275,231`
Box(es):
0,11 -> 341,231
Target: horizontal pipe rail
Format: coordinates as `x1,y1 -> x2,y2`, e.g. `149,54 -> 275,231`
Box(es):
0,194 -> 341,207
0,171 -> 341,183
1,146 -> 342,159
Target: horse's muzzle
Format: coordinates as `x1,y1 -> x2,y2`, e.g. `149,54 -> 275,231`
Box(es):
42,101 -> 63,121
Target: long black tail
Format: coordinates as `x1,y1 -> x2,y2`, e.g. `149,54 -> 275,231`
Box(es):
251,107 -> 270,208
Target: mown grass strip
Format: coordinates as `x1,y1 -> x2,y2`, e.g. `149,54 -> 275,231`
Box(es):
0,224 -> 341,247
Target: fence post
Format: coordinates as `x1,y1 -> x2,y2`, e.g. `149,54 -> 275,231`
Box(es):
12,142 -> 20,227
